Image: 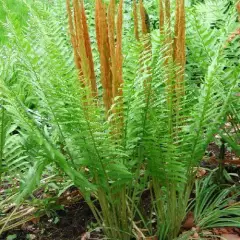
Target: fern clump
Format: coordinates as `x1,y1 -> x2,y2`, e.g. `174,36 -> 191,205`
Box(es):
0,0 -> 240,239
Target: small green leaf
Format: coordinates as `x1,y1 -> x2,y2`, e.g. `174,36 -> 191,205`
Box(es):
6,234 -> 17,240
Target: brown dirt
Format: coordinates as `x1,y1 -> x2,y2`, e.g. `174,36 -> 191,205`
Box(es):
0,200 -> 96,240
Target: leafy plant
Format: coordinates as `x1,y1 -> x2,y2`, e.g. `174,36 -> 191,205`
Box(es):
0,0 -> 239,239
193,171 -> 240,230
177,171 -> 240,239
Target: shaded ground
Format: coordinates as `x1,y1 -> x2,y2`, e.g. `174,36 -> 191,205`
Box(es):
0,200 -> 96,240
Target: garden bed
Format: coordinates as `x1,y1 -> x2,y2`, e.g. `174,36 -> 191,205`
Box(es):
1,144 -> 240,240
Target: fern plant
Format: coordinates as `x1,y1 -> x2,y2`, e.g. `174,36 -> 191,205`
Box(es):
186,0 -> 240,157
0,0 -> 239,239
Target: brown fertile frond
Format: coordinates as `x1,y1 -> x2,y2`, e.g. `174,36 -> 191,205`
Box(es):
107,0 -> 117,100
164,0 -> 172,63
159,0 -> 172,63
95,0 -> 124,115
237,1 -> 240,14
66,0 -> 83,85
165,0 -> 171,29
173,0 -> 185,97
115,0 -> 124,98
159,0 -> 165,34
73,0 -> 90,89
164,0 -> 172,55
95,0 -> 101,50
80,0 -> 98,97
137,0 -> 151,54
65,0 -> 127,123
111,0 -> 124,135
133,0 -> 139,41
139,0 -> 150,34
158,0 -> 186,110
66,0 -> 98,98
95,0 -> 112,112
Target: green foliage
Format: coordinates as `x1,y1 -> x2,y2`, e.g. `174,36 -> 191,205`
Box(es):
193,171 -> 240,230
0,0 -> 31,44
186,0 -> 240,157
0,0 -> 239,239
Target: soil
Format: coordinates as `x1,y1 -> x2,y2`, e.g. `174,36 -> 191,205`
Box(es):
0,200 -> 96,240
203,142 -> 240,170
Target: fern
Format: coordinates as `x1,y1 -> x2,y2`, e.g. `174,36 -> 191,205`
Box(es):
193,171 -> 240,229
0,0 -> 239,239
186,0 -> 237,85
